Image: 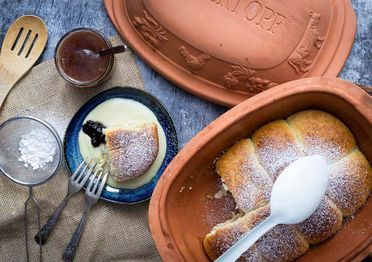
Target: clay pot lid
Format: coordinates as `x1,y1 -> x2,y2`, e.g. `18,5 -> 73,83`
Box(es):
104,0 -> 356,107
146,77 -> 372,261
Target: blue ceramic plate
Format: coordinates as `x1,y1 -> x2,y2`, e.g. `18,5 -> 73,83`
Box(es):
64,87 -> 178,204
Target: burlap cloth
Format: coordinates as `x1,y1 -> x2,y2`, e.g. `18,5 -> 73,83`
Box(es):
0,36 -> 161,261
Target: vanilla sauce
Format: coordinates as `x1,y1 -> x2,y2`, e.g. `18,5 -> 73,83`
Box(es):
78,98 -> 166,189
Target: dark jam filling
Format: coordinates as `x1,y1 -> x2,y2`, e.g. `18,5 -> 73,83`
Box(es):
82,120 -> 106,147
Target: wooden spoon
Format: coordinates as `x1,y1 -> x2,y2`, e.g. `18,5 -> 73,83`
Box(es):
0,15 -> 48,111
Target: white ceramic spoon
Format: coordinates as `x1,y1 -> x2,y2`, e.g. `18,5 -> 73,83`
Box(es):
216,155 -> 329,262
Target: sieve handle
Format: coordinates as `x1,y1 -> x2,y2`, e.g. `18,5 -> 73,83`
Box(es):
35,194 -> 71,245
25,187 -> 42,262
63,205 -> 90,262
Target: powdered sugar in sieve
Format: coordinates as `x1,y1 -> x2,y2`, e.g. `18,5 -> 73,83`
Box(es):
18,129 -> 57,170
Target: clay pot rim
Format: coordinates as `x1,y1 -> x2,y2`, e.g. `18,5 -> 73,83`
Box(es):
148,77 -> 372,261
104,0 -> 357,107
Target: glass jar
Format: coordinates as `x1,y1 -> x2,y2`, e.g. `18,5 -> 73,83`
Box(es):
55,28 -> 114,87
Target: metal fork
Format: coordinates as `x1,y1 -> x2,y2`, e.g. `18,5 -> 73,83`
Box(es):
35,159 -> 96,245
63,169 -> 109,262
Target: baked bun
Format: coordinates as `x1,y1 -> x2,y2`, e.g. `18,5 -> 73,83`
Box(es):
203,206 -> 268,262
327,150 -> 372,216
287,110 -> 356,163
205,110 -> 371,261
204,205 -> 309,262
216,139 -> 272,213
297,197 -> 342,244
252,120 -> 305,180
105,122 -> 159,182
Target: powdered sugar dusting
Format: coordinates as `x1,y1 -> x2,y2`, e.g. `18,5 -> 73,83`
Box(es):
301,137 -> 345,164
248,156 -> 273,205
106,123 -> 159,181
255,142 -> 304,180
231,159 -> 273,212
206,206 -> 309,262
205,110 -> 371,261
222,151 -> 273,212
297,197 -> 342,243
18,129 -> 57,170
233,183 -> 263,212
257,225 -> 308,262
326,151 -> 371,216
213,224 -> 260,260
216,139 -> 273,213
214,186 -> 228,199
206,208 -> 267,261
201,190 -> 238,231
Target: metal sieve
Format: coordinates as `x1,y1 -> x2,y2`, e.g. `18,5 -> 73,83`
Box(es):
0,116 -> 63,262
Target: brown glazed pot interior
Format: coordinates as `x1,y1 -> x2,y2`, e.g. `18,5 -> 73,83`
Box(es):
104,0 -> 356,107
148,77 -> 372,261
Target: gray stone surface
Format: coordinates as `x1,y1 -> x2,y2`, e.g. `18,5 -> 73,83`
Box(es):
0,0 -> 370,148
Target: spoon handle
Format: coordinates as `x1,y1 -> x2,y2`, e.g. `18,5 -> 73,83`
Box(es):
99,45 -> 126,56
0,64 -> 16,112
216,216 -> 278,262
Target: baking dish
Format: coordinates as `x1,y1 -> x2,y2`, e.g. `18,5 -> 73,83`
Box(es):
148,77 -> 371,261
104,0 -> 356,107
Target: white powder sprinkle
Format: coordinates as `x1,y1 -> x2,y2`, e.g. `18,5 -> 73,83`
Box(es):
255,143 -> 304,180
206,111 -> 371,261
214,186 -> 228,199
18,129 -> 57,170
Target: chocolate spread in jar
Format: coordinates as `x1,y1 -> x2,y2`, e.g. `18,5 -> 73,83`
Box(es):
56,29 -> 111,83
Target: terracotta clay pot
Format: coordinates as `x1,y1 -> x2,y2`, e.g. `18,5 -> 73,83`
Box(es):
104,0 -> 356,107
148,77 -> 372,261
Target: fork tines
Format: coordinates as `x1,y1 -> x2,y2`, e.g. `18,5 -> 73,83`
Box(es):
86,169 -> 109,196
71,160 -> 94,182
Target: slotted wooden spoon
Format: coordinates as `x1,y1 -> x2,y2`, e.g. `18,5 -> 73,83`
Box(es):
0,15 -> 48,111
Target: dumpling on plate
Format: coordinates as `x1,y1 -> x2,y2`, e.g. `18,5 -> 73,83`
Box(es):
104,122 -> 159,182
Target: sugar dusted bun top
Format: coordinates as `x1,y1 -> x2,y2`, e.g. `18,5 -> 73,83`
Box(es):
105,121 -> 159,182
204,110 -> 372,261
